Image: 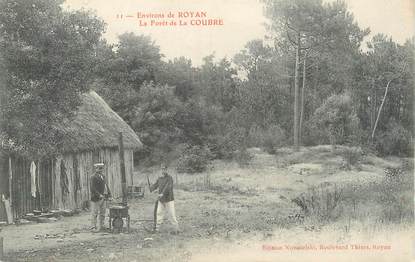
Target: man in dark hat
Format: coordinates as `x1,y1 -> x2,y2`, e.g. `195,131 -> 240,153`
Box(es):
90,163 -> 111,232
150,164 -> 179,233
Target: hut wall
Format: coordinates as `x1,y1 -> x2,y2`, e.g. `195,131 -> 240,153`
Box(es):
4,148 -> 135,218
52,152 -> 93,210
38,159 -> 54,210
52,148 -> 134,210
53,155 -> 74,209
0,152 -> 9,221
10,157 -> 36,219
76,151 -> 94,207
98,148 -> 134,199
4,156 -> 53,219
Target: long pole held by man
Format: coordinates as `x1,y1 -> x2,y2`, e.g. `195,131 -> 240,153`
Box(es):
147,174 -> 158,232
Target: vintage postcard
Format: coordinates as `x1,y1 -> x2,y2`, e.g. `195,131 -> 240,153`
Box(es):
0,0 -> 414,261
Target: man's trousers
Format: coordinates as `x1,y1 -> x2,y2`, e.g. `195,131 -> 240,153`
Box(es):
91,199 -> 106,230
156,200 -> 179,231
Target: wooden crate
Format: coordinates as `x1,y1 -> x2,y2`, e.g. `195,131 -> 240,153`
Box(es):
127,186 -> 144,198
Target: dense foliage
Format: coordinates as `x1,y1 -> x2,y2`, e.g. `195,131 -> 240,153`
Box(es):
0,0 -> 104,157
0,0 -> 413,170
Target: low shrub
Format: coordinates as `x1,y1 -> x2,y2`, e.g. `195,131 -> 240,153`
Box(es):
291,183 -> 344,222
340,147 -> 363,170
306,93 -> 360,146
207,127 -> 246,160
234,148 -> 254,167
375,167 -> 413,223
247,124 -> 287,154
176,145 -> 213,174
263,125 -> 287,154
293,164 -> 413,226
375,119 -> 413,157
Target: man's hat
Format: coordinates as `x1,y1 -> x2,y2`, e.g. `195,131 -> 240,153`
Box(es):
94,163 -> 104,168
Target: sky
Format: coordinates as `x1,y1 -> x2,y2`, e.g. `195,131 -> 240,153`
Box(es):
64,0 -> 414,66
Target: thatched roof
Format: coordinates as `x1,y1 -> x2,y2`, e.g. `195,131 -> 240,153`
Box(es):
60,91 -> 142,152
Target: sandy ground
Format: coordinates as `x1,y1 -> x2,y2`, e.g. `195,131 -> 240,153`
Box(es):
0,146 -> 413,262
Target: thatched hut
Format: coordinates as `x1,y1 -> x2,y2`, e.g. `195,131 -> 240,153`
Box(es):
0,91 -> 142,221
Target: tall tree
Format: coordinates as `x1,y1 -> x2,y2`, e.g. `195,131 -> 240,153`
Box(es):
234,39 -> 291,132
263,0 -> 326,151
198,55 -> 238,112
263,0 -> 368,149
363,34 -> 412,141
156,57 -> 195,101
0,0 -> 104,157
94,33 -> 162,124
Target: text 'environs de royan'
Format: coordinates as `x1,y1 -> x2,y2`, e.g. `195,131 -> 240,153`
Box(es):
137,11 -> 208,19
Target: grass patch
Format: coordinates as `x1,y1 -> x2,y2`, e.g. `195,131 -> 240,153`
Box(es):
292,160 -> 413,229
292,183 -> 343,222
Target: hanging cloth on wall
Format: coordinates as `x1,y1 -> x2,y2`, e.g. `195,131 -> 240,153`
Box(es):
73,156 -> 81,192
30,161 -> 37,198
60,160 -> 70,195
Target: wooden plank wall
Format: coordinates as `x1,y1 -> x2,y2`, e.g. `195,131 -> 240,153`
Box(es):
99,149 -> 134,199
0,153 -> 9,221
53,155 -> 74,209
12,157 -> 32,219
8,156 -> 53,219
76,151 -> 94,207
38,159 -> 53,210
7,148 -> 135,218
53,152 -> 94,210
52,149 -> 134,210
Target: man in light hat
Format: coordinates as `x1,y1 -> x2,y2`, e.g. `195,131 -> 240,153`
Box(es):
90,163 -> 111,232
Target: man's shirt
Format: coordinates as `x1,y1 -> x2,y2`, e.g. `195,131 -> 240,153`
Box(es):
90,173 -> 111,202
150,174 -> 174,203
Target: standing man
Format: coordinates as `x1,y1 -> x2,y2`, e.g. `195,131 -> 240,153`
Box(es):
150,164 -> 179,233
90,163 -> 111,232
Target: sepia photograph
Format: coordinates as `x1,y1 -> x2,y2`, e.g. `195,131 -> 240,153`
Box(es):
0,0 -> 414,261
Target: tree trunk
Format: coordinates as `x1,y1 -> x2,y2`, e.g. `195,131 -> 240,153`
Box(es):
293,33 -> 301,151
299,51 -> 307,146
369,78 -> 375,132
371,79 -> 393,140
